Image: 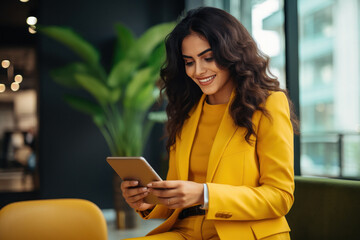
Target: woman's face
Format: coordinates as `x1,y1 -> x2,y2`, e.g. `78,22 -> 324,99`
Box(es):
181,33 -> 234,105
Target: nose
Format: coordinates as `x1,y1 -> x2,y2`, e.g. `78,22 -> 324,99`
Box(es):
194,62 -> 206,76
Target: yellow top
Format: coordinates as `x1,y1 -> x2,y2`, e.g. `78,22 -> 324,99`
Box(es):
188,100 -> 227,183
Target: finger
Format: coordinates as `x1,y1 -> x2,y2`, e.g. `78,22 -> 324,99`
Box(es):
157,197 -> 181,209
147,180 -> 180,189
133,202 -> 155,211
121,180 -> 139,190
123,187 -> 148,198
167,202 -> 181,209
149,188 -> 179,198
127,191 -> 149,203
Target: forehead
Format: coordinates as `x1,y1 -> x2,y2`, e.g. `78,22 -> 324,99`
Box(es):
181,33 -> 211,55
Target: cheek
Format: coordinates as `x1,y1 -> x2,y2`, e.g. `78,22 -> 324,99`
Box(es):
185,67 -> 193,78
218,69 -> 231,81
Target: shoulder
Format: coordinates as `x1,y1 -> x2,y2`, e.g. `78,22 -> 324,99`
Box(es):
265,91 -> 288,105
255,91 -> 294,141
253,91 -> 290,125
263,91 -> 290,115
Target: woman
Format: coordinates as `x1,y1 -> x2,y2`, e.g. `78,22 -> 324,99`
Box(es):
121,7 -> 298,240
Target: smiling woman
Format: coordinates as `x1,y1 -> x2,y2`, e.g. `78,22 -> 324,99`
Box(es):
121,7 -> 298,240
182,33 -> 233,105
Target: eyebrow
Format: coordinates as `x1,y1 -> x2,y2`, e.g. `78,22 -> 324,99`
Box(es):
182,48 -> 212,58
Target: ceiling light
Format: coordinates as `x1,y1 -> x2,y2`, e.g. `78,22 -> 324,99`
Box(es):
29,26 -> 37,34
20,0 -> 30,2
15,74 -> 23,83
0,84 -> 5,93
1,60 -> 10,68
11,82 -> 20,92
26,16 -> 37,26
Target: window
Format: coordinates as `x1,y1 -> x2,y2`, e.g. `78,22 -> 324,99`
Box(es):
299,0 -> 360,179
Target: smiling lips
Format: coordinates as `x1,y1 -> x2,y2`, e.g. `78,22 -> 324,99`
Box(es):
197,75 -> 216,86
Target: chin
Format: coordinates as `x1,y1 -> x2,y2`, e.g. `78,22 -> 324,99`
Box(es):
199,87 -> 216,96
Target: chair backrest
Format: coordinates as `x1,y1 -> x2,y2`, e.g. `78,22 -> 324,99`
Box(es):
287,176 -> 360,240
0,198 -> 108,240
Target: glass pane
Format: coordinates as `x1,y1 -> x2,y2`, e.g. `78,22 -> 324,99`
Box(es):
299,0 -> 360,178
343,135 -> 360,178
203,0 -> 224,9
301,133 -> 340,177
252,0 -> 286,89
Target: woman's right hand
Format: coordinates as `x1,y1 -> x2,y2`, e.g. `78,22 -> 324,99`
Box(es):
121,180 -> 155,211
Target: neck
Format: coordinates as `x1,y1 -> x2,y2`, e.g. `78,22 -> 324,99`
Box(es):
207,86 -> 234,105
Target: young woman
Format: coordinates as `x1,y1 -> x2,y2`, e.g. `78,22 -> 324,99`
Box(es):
121,7 -> 298,240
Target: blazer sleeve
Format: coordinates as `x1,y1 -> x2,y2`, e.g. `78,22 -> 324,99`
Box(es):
137,145 -> 177,219
206,91 -> 295,221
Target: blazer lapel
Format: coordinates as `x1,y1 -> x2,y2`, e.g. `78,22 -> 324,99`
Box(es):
176,94 -> 207,180
206,91 -> 238,182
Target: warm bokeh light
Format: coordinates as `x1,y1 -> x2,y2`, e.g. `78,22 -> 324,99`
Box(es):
1,60 -> 10,68
28,26 -> 37,34
15,74 -> 23,83
0,84 -> 5,93
26,16 -> 37,26
20,0 -> 30,2
11,82 -> 20,91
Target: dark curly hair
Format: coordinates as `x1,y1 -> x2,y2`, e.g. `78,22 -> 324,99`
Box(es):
160,7 -> 298,152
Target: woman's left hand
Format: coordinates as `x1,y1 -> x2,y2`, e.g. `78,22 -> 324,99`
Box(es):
147,180 -> 204,209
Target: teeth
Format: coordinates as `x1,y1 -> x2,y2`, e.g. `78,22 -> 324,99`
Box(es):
199,75 -> 215,83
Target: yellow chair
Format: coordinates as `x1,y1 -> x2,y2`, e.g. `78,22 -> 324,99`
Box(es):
0,198 -> 108,240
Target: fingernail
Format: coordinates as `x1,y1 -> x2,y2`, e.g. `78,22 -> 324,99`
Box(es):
142,187 -> 147,191
132,181 -> 138,185
147,183 -> 152,187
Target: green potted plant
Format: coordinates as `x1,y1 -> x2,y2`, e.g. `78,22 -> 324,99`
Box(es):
39,22 -> 173,229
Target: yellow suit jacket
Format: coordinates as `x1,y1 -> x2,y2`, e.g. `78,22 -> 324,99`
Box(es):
141,91 -> 294,240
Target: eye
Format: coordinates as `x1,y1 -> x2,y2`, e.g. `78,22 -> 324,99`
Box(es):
185,61 -> 194,66
205,57 -> 214,62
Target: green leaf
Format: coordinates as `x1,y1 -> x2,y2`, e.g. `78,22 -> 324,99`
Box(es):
127,22 -> 175,62
146,42 -> 166,74
125,67 -> 153,101
93,114 -> 106,127
113,23 -> 135,66
75,73 -> 110,105
38,25 -> 100,66
107,59 -> 138,88
63,94 -> 103,116
50,62 -> 90,89
126,84 -> 156,111
139,88 -> 158,111
110,88 -> 122,103
123,113 -> 144,156
107,22 -> 174,88
124,66 -> 160,111
148,111 -> 167,123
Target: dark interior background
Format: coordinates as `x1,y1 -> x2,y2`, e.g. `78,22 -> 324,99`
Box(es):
0,0 -> 185,208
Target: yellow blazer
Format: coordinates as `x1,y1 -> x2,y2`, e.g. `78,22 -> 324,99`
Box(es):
141,91 -> 294,240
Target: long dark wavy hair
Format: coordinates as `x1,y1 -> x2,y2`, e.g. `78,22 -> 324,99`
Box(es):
160,7 -> 298,152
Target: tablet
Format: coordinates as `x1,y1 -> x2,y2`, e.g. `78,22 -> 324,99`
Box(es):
106,156 -> 163,204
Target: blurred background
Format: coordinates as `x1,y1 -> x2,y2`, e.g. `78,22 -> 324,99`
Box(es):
0,0 -> 359,233
0,0 -> 185,209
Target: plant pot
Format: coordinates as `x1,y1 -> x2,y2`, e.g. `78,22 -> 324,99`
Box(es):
113,173 -> 138,229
